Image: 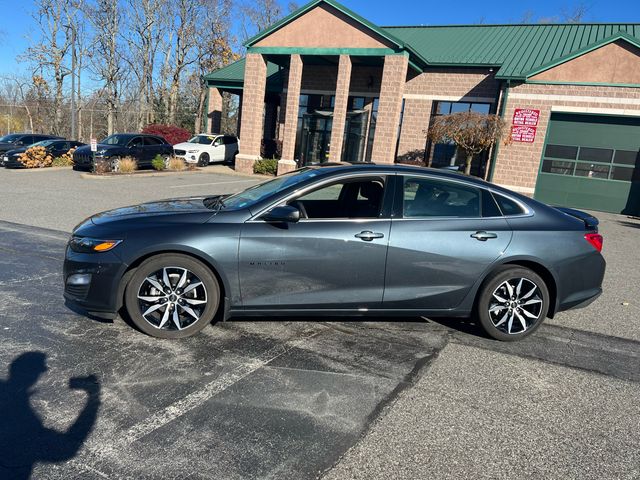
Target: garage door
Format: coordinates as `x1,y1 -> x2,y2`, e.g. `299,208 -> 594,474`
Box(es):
534,113 -> 640,215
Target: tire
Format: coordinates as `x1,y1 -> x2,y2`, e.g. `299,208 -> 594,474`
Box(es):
110,156 -> 121,172
476,266 -> 549,341
124,254 -> 221,339
197,153 -> 209,167
163,155 -> 171,169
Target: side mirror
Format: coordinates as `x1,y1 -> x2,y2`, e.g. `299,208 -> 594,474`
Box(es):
262,205 -> 300,223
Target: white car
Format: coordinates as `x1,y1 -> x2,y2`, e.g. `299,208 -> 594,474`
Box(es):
173,134 -> 239,166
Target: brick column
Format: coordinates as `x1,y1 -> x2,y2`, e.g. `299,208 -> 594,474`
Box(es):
371,55 -> 409,164
278,54 -> 303,176
328,55 -> 352,163
396,98 -> 432,164
206,87 -> 223,134
236,53 -> 267,174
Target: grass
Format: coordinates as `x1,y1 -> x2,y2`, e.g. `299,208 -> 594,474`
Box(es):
119,157 -> 138,174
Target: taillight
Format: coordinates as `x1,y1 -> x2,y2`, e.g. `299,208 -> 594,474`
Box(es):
584,233 -> 603,252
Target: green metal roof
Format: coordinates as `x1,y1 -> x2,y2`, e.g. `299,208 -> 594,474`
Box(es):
205,0 -> 640,86
384,24 -> 640,79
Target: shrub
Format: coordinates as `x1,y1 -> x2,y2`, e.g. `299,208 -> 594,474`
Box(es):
94,158 -> 111,174
167,157 -> 186,171
253,158 -> 278,176
261,138 -> 282,159
142,124 -> 191,145
151,154 -> 166,171
52,147 -> 77,167
19,146 -> 53,168
118,157 -> 138,174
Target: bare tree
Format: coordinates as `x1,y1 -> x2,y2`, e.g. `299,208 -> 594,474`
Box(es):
427,111 -> 506,176
192,0 -> 237,132
124,0 -> 166,130
240,0 -> 298,41
24,0 -> 77,135
84,0 -> 123,135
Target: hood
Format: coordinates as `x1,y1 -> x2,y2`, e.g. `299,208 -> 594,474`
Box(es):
0,142 -> 20,151
89,196 -> 216,226
75,144 -> 123,155
5,147 -> 27,156
173,141 -> 207,150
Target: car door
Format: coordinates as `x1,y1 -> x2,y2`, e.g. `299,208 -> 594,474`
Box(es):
383,174 -> 513,310
143,136 -> 164,162
127,136 -> 145,163
50,141 -> 70,157
238,174 -> 393,310
210,136 -> 226,162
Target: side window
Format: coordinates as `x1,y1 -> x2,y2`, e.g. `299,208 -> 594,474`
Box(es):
144,136 -> 162,146
129,137 -> 144,147
403,177 -> 480,218
213,136 -> 224,147
289,177 -> 386,219
493,193 -> 526,216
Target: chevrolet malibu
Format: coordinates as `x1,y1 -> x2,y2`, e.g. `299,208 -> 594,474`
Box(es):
63,164 -> 605,341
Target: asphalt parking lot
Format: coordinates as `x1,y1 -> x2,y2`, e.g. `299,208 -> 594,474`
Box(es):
0,167 -> 639,479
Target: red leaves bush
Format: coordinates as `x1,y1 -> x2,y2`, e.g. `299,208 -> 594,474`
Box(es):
142,124 -> 191,145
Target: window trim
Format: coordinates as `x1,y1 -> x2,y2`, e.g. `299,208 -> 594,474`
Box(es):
247,172 -> 394,223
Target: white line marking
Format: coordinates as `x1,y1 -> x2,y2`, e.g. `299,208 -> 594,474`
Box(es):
169,179 -> 257,189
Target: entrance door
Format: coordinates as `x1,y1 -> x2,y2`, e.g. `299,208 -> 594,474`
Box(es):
300,113 -> 332,165
535,113 -> 640,215
342,111 -> 368,163
239,175 -> 391,309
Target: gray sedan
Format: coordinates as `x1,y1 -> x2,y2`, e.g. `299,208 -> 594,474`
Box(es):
63,164 -> 605,341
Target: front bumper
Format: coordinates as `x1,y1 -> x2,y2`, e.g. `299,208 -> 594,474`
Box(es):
174,151 -> 199,164
63,246 -> 127,317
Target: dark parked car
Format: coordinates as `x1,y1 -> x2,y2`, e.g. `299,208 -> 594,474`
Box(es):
72,133 -> 173,171
0,133 -> 63,156
2,139 -> 86,168
63,164 -> 605,341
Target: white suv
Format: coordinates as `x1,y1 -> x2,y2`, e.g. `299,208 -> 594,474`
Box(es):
173,134 -> 239,166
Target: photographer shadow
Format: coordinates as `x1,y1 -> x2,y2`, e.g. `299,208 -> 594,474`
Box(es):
0,352 -> 100,480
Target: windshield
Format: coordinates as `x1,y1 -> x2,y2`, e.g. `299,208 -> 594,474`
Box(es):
32,140 -> 56,148
219,168 -> 319,210
101,134 -> 131,146
187,135 -> 216,145
0,134 -> 23,143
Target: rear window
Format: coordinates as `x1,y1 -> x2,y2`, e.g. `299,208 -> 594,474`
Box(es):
493,193 -> 526,216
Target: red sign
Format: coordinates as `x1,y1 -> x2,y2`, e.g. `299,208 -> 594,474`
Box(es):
511,125 -> 537,143
513,108 -> 540,126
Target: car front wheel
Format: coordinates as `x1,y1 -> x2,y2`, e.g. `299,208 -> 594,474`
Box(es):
476,266 -> 549,341
110,156 -> 121,172
124,254 -> 220,339
197,153 -> 209,167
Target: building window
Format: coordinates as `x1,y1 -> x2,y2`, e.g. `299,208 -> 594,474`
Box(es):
541,144 -> 639,182
426,101 -> 493,177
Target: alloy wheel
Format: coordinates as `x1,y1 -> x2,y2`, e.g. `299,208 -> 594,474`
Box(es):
136,266 -> 208,331
488,277 -> 543,335
110,157 -> 121,172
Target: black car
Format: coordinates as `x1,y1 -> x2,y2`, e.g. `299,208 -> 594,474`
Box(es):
72,133 -> 173,171
63,163 -> 605,342
2,140 -> 86,168
0,133 -> 63,156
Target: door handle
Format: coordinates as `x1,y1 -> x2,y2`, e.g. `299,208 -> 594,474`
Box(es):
471,231 -> 498,241
355,231 -> 384,241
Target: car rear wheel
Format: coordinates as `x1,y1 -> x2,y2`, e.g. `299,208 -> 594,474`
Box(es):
124,254 -> 220,339
197,153 -> 209,167
476,266 -> 549,341
163,155 -> 171,169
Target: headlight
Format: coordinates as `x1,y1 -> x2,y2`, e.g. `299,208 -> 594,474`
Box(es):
69,236 -> 122,253
187,149 -> 199,153
96,149 -> 108,155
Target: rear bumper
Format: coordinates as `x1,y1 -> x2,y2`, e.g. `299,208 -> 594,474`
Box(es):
557,287 -> 602,313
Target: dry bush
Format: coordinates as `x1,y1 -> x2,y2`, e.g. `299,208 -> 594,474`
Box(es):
167,156 -> 186,171
19,146 -> 53,168
118,157 -> 138,174
52,147 -> 77,167
94,159 -> 111,174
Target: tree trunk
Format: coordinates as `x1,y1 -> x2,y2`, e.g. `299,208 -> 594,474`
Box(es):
195,86 -> 206,133
465,153 -> 473,175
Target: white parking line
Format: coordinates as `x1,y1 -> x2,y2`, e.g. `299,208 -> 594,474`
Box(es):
169,179 -> 258,189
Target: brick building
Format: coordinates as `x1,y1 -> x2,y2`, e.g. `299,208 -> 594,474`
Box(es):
204,0 -> 640,215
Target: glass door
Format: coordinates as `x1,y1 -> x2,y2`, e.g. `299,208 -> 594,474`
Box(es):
300,113 -> 333,165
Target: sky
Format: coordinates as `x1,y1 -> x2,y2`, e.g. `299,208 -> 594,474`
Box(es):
0,0 -> 639,83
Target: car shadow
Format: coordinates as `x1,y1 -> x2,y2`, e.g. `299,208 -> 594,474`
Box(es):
0,352 -> 101,480
617,219 -> 640,229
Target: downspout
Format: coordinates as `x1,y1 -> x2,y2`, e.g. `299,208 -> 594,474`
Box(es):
487,79 -> 510,182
